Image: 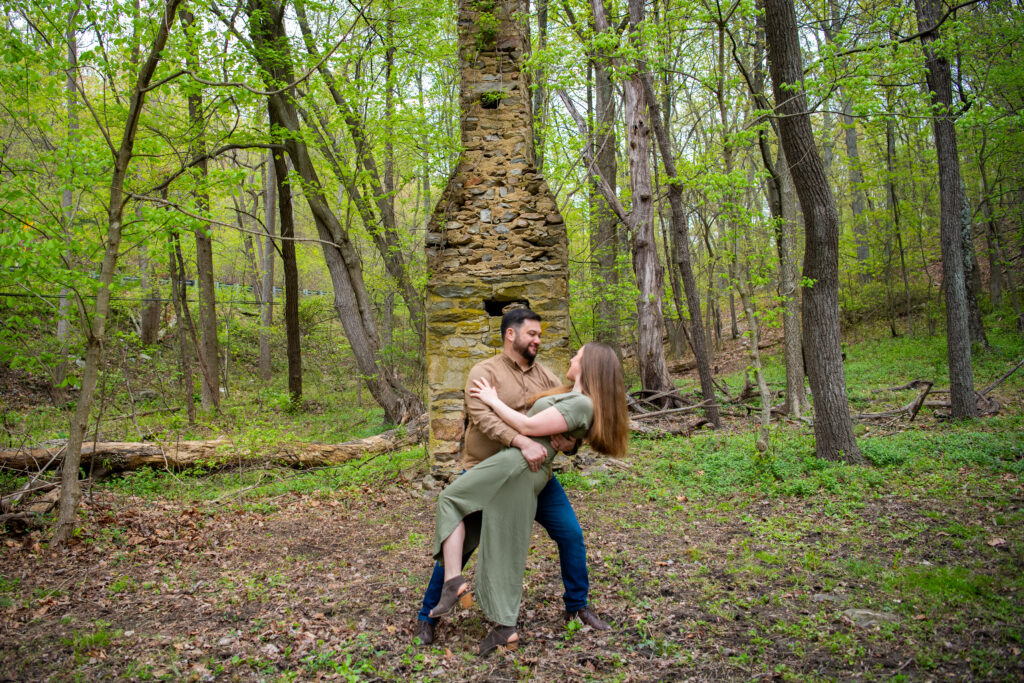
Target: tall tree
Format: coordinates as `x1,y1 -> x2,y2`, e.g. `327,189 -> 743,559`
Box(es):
727,7 -> 809,416
913,0 -> 977,418
180,7 -> 220,411
294,0 -> 426,345
246,0 -> 423,423
259,151 -> 276,382
763,0 -> 863,462
594,0 -> 678,404
269,147 -> 303,404
633,0 -> 720,425
55,0 -> 185,543
53,4 -> 79,402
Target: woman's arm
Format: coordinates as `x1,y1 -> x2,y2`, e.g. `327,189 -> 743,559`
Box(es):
469,378 -> 569,437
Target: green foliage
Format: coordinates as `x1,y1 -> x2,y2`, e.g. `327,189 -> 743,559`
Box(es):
470,0 -> 500,50
479,90 -> 508,107
62,620 -> 120,661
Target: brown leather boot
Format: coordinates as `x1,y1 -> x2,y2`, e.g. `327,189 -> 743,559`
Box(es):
414,620 -> 435,646
565,607 -> 611,631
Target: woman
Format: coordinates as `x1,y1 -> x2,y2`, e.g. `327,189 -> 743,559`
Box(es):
427,342 -> 629,655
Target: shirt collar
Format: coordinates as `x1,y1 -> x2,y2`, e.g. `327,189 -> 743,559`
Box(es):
500,350 -> 536,374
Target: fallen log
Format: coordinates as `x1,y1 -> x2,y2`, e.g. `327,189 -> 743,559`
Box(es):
0,414 -> 429,473
855,380 -> 934,421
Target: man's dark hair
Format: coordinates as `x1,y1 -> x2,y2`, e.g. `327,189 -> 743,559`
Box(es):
501,307 -> 541,339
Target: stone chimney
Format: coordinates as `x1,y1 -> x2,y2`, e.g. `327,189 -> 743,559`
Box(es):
424,0 -> 571,467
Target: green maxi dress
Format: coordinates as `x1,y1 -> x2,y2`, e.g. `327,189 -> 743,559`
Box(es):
431,392 -> 594,627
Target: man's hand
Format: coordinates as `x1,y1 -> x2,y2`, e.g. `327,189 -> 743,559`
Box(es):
512,434 -> 546,472
549,434 -> 577,454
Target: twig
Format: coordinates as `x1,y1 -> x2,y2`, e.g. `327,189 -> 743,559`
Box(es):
631,399 -> 717,421
1,481 -> 58,511
980,358 -> 1024,397
856,380 -> 934,421
908,381 -> 934,422
0,511 -> 47,528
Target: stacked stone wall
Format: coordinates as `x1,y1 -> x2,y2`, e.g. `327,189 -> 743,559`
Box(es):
425,0 -> 571,465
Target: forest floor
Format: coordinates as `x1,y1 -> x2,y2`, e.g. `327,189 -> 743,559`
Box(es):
1,428 -> 1022,682
2,315 -> 1023,681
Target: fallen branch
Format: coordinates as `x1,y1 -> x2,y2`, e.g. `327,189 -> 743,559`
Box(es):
855,380 -> 933,421
980,357 -> 1024,396
0,414 -> 428,474
630,399 -> 717,421
0,511 -> 47,531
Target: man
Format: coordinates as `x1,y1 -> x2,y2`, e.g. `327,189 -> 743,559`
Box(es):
415,308 -> 610,645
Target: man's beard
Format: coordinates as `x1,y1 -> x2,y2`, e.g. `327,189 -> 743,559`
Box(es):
513,332 -> 537,363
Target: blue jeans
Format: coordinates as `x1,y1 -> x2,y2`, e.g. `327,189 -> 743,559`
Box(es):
417,474 -> 589,624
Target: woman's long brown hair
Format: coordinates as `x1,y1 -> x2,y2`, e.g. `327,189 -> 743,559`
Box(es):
527,342 -> 630,457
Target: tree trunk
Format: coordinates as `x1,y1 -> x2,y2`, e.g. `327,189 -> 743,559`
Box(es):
778,146 -> 809,414
979,162 -> 1023,329
182,9 -> 220,412
886,116 -> 913,337
982,194 -> 1003,308
764,0 -> 863,462
533,0 -> 548,173
259,151 -> 276,382
736,275 -> 772,427
913,0 -> 977,419
959,179 -> 988,346
621,0 -> 676,403
169,230 -> 196,426
842,99 -> 870,268
270,149 -> 303,405
54,0 -> 184,544
591,20 -> 620,353
294,0 -> 425,345
632,1 -> 718,423
54,6 -> 79,403
736,10 -> 808,414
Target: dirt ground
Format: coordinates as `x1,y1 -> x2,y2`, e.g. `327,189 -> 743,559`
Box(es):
2,466 -> 1022,682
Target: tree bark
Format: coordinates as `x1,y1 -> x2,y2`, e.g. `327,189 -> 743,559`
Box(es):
269,148 -> 303,404
778,146 -> 809,414
169,230 -> 197,425
842,99 -> 870,267
886,115 -> 913,337
913,0 -> 977,418
181,8 -> 220,412
533,0 -> 548,173
259,151 -> 276,382
54,6 -> 79,403
590,12 -> 620,353
620,0 -> 677,404
764,0 -> 863,462
636,72 -> 720,424
627,0 -> 719,418
736,274 -> 772,427
54,0 -> 184,544
959,179 -> 988,346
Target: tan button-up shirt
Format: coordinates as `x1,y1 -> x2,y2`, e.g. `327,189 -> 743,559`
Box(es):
462,352 -> 561,468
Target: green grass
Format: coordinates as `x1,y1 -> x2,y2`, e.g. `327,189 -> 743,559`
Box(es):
103,445 -> 427,502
